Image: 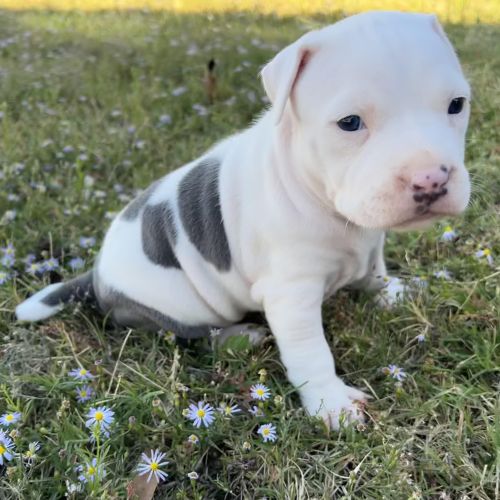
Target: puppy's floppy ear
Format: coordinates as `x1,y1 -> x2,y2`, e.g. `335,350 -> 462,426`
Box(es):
427,14 -> 449,43
427,15 -> 460,64
260,31 -> 318,125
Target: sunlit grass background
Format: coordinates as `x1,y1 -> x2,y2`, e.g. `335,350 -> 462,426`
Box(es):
0,0 -> 499,23
0,2 -> 498,499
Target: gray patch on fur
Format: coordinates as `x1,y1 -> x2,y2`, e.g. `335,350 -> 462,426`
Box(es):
121,181 -> 159,221
41,270 -> 95,306
142,201 -> 181,269
178,159 -> 231,271
100,290 -> 212,338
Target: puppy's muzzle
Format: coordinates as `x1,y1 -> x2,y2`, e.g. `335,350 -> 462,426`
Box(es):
411,165 -> 450,213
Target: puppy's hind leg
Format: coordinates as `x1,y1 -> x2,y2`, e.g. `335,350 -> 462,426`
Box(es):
212,323 -> 269,347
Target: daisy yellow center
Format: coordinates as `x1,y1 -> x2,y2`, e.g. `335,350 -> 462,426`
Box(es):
94,411 -> 104,421
80,391 -> 87,397
0,445 -> 5,455
196,409 -> 206,418
88,466 -> 96,475
483,249 -> 491,256
5,414 -> 14,422
150,462 -> 159,471
262,428 -> 270,436
79,369 -> 87,376
25,451 -> 33,457
256,389 -> 264,396
224,407 -> 232,415
444,226 -> 452,232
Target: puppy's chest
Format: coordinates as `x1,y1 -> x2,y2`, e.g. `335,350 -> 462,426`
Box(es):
324,245 -> 375,297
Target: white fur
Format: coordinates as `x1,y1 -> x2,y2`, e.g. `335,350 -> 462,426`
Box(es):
15,283 -> 65,321
18,12 -> 471,429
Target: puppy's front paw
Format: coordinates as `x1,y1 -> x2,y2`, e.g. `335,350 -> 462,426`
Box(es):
303,381 -> 368,430
375,276 -> 407,309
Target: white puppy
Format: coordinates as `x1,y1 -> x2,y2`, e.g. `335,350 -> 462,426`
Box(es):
16,11 -> 471,429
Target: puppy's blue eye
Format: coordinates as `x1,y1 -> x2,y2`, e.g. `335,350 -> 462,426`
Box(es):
448,97 -> 465,114
337,115 -> 364,131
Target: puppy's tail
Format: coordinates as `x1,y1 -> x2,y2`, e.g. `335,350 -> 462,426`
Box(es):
16,271 -> 95,322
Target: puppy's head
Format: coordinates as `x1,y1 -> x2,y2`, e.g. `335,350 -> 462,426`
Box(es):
261,11 -> 471,230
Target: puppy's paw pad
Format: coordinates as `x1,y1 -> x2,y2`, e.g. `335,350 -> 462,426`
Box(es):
375,276 -> 407,309
306,383 -> 368,430
326,399 -> 365,430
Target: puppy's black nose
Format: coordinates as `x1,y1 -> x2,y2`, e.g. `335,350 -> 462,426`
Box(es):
411,166 -> 449,205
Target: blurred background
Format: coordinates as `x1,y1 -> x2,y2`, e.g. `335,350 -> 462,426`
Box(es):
0,0 -> 499,23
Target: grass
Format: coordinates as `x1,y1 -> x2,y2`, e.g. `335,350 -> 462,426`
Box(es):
0,8 -> 498,500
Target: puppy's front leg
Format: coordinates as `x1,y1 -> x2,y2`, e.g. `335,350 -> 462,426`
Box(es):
355,235 -> 407,308
261,279 -> 366,429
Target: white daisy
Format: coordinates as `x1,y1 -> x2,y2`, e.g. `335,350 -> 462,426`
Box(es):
434,269 -> 452,280
187,434 -> 199,445
85,406 -> 114,433
218,402 -> 241,417
250,383 -> 271,401
257,423 -> 277,443
475,248 -> 494,266
76,457 -> 106,483
69,367 -> 95,381
385,364 -> 407,381
0,411 -> 21,426
185,401 -> 215,428
136,449 -> 169,482
75,385 -> 95,403
23,441 -> 41,464
441,226 -> 457,241
0,430 -> 15,465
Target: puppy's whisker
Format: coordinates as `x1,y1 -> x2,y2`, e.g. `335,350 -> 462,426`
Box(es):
344,218 -> 351,235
